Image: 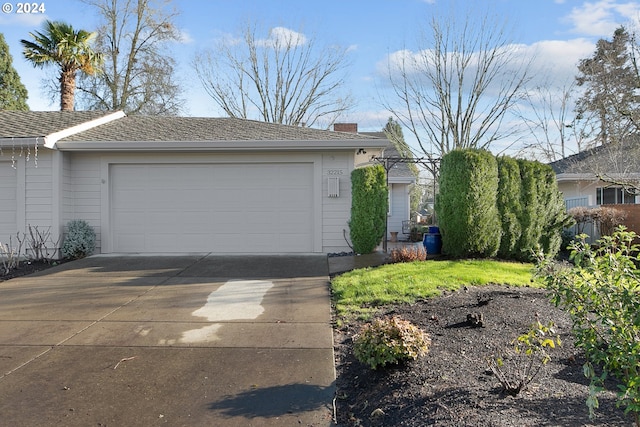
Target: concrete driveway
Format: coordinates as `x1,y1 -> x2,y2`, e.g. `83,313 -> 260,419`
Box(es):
0,254 -> 335,426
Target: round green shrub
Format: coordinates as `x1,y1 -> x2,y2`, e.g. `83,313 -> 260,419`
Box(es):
62,220 -> 96,259
353,316 -> 431,370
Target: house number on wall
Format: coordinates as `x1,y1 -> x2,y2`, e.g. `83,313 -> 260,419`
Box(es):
327,169 -> 344,175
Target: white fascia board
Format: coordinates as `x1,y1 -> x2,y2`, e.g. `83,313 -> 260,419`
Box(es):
43,111 -> 126,149
555,173 -> 597,182
55,138 -> 389,151
556,172 -> 640,182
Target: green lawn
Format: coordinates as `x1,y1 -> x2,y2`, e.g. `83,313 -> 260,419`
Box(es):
331,259 -> 540,319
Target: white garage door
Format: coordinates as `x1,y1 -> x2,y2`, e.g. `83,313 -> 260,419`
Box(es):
110,163 -> 314,253
0,162 -> 17,247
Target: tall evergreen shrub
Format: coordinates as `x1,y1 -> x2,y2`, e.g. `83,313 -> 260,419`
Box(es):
497,156 -> 522,259
538,163 -> 572,257
515,160 -> 570,260
516,159 -> 543,260
349,165 -> 388,254
436,149 -> 501,258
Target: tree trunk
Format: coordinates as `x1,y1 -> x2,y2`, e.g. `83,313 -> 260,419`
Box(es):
60,69 -> 76,111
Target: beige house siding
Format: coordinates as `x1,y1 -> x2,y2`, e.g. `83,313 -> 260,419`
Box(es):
23,151 -> 53,227
321,153 -> 352,253
63,153 -> 103,252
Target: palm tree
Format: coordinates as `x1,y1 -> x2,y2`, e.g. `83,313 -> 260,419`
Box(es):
21,20 -> 102,111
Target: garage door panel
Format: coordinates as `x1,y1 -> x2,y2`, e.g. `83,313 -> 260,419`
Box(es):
111,163 -> 314,253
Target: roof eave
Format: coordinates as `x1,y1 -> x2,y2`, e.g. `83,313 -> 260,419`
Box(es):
556,172 -> 640,182
55,139 -> 389,151
0,137 -> 44,148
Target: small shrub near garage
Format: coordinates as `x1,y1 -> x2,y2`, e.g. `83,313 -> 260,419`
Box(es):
353,316 -> 431,370
62,220 -> 96,259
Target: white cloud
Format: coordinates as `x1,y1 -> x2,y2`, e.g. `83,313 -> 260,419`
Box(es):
257,27 -> 307,48
379,37 -> 595,91
564,0 -> 640,36
519,38 -> 596,86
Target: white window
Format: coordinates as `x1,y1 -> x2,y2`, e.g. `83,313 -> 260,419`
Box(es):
596,187 -> 636,205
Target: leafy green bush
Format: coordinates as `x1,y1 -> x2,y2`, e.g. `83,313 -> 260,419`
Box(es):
62,220 -> 96,259
436,149 -> 501,258
349,165 -> 388,254
537,227 -> 640,425
353,316 -> 431,370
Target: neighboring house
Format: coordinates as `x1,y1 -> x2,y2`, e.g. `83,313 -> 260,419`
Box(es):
345,126 -> 417,242
550,140 -> 640,239
550,140 -> 640,209
378,145 -> 417,241
0,111 -> 388,255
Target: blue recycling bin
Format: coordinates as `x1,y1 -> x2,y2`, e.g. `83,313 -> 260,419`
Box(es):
423,226 -> 442,255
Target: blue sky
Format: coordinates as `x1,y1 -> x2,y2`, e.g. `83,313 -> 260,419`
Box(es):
1,0 -> 639,146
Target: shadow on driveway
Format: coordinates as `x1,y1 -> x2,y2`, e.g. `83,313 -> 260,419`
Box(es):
209,382 -> 335,418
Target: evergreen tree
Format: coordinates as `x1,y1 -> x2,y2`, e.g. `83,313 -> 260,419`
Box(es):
0,33 -> 29,110
575,26 -> 640,145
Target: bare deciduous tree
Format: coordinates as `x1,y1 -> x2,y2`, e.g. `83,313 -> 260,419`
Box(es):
76,0 -> 184,115
383,8 -> 531,166
193,24 -> 353,128
516,81 -> 592,162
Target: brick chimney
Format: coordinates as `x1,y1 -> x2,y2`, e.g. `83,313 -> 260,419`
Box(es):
333,123 -> 358,133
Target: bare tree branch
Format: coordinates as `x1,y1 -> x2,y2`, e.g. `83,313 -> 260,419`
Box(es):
76,0 -> 185,115
382,8 -> 531,161
515,81 -> 592,162
193,23 -> 353,128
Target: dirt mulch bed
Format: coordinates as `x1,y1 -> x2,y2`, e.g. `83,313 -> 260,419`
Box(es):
333,285 -> 635,426
0,259 -> 67,282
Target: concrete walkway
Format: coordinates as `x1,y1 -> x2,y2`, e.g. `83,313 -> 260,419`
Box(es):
0,254 -> 335,426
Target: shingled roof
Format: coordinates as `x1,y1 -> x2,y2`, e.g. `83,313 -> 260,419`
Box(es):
0,111 -> 386,152
550,138 -> 640,175
0,111 -> 116,138
61,115 -> 381,142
